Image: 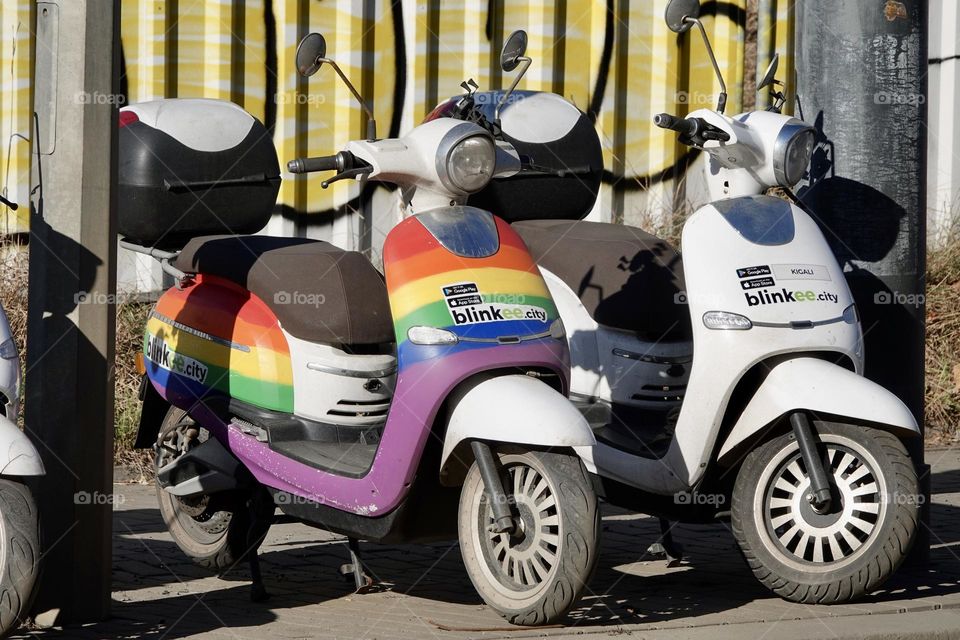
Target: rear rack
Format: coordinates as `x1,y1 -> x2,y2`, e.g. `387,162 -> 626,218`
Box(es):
119,238 -> 189,283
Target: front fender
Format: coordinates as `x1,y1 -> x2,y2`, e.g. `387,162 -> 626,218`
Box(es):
717,357 -> 919,464
440,374 -> 595,484
0,415 -> 44,476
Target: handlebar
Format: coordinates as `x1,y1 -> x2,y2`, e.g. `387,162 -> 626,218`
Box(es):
288,150 -> 363,174
654,113 -> 730,143
287,150 -> 373,189
654,113 -> 698,138
0,194 -> 17,211
287,154 -> 342,174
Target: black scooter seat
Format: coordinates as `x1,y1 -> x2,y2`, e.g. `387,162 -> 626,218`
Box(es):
175,234 -> 393,348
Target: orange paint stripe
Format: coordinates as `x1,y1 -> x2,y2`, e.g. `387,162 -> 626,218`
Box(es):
154,278 -> 289,353
387,244 -> 540,289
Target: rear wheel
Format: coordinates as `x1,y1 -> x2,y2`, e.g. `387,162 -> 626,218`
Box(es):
458,449 -> 598,625
732,422 -> 918,603
155,407 -> 272,572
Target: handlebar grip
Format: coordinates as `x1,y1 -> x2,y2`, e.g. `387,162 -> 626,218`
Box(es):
653,113 -> 698,137
287,155 -> 341,174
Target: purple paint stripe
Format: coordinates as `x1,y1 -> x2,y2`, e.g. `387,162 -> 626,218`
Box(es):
225,340 -> 569,515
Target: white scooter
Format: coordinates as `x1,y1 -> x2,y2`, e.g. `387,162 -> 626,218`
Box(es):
439,4 -> 921,604
0,194 -> 43,635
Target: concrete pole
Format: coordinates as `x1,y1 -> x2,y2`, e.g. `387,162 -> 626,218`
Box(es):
794,2 -> 928,553
26,0 -> 118,621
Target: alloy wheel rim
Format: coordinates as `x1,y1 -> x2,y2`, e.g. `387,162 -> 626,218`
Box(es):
476,460 -> 561,597
761,440 -> 886,568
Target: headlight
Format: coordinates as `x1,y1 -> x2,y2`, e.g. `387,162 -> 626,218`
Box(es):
443,135 -> 495,193
408,326 -> 459,345
774,122 -> 815,187
702,311 -> 752,330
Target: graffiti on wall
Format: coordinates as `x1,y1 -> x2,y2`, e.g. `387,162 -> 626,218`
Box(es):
0,0 -> 792,235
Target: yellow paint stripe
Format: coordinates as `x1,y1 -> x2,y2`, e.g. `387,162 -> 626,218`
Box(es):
145,317 -> 293,384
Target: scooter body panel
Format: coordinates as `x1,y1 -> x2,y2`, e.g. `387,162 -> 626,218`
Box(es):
0,304 -> 20,422
539,268 -> 691,409
0,415 -> 43,476
666,196 -> 863,486
144,275 -> 295,414
565,196 -> 868,495
717,357 -> 919,464
145,210 -> 571,517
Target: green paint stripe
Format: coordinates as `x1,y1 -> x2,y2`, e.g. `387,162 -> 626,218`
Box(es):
228,372 -> 294,413
392,295 -> 558,339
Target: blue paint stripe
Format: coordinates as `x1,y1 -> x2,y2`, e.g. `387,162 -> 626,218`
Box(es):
398,335 -> 559,368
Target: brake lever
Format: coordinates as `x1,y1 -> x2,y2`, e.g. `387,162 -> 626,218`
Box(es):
321,166 -> 373,189
701,129 -> 731,142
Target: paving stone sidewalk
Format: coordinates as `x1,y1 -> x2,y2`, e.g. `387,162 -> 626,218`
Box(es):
12,447 -> 960,640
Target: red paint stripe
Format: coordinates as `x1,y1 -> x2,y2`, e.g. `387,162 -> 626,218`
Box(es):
384,215 -> 540,293
153,275 -> 290,354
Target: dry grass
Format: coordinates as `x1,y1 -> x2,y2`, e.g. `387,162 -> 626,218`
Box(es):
0,236 -> 152,475
114,300 -> 153,478
925,238 -> 960,444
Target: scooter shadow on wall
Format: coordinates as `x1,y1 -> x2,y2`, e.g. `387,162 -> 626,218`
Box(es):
567,243 -> 689,384
799,110 -> 918,405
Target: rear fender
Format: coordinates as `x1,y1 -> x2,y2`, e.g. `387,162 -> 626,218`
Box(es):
134,375 -> 171,449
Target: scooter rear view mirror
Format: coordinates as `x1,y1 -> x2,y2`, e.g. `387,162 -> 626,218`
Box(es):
296,33 -> 327,77
294,32 -> 377,139
663,0 -> 727,114
758,53 -> 780,90
500,30 -> 528,72
664,0 -> 700,33
496,30 -> 532,121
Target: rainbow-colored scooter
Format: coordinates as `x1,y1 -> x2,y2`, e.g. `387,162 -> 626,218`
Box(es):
131,33 -> 598,626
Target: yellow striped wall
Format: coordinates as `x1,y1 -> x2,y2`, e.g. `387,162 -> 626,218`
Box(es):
0,0 -> 33,233
1,0 -> 794,235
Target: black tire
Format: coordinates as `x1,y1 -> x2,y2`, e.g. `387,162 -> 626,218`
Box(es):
0,479 -> 39,638
155,407 -> 272,573
458,449 -> 599,625
732,422 -> 918,603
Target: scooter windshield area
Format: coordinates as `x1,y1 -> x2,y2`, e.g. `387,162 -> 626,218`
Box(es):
385,206 -> 562,369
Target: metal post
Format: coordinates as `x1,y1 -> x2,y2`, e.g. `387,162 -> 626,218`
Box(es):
795,1 -> 928,556
26,0 -> 119,621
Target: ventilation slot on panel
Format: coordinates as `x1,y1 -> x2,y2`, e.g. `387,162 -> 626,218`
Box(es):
327,398 -> 391,419
632,384 -> 686,403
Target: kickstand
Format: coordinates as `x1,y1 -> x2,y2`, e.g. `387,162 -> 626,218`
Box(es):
646,518 -> 683,567
246,493 -> 272,602
339,537 -> 374,593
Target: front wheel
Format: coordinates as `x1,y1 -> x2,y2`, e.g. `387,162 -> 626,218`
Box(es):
0,479 -> 40,638
732,421 -> 919,603
458,449 -> 598,626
